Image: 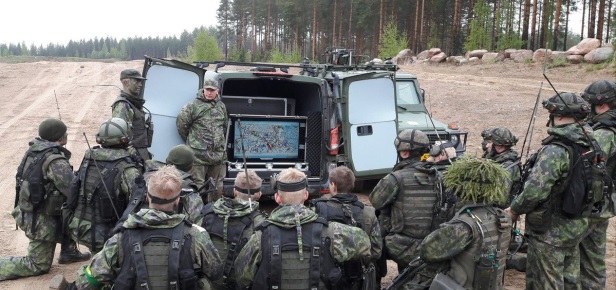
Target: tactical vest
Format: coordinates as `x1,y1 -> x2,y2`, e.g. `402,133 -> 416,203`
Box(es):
201,204 -> 262,288
115,220 -> 197,290
390,164 -> 440,238
253,218 -> 337,290
447,205 -> 510,290
15,146 -> 65,233
71,154 -> 136,250
112,96 -> 153,148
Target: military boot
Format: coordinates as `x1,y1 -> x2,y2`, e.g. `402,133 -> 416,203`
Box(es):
58,240 -> 91,264
49,274 -> 78,290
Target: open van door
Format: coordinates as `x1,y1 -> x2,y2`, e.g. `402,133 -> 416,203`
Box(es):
343,73 -> 398,178
141,57 -> 205,160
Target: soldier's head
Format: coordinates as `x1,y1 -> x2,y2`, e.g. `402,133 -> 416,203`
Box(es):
582,80 -> 616,115
486,127 -> 517,156
480,128 -> 493,155
200,79 -> 219,101
166,144 -> 195,173
234,169 -> 262,201
443,156 -> 509,204
328,166 -> 355,195
145,165 -> 182,211
38,118 -> 68,145
120,69 -> 146,97
273,168 -> 308,205
542,92 -> 590,127
95,118 -> 131,148
394,129 -> 430,161
426,142 -> 457,163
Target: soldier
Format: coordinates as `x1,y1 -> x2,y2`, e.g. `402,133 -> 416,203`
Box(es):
234,168 -> 371,289
111,69 -> 153,161
201,169 -> 266,290
369,129 -> 452,271
0,118 -> 90,281
176,80 -> 228,203
480,127 -> 493,157
66,165 -> 222,289
418,156 -> 512,290
142,144 -> 205,224
484,127 -> 522,207
66,118 -> 142,253
580,80 -> 616,290
505,92 -> 595,290
310,165 -> 382,290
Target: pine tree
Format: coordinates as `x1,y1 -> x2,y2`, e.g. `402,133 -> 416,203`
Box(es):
378,22 -> 408,60
192,30 -> 222,62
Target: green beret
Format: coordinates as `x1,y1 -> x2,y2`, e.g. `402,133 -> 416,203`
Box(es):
38,118 -> 67,141
166,145 -> 195,172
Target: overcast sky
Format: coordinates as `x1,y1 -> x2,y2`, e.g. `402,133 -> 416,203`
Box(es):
1,0 -> 221,46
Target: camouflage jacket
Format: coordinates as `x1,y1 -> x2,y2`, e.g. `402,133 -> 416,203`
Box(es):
12,138 -> 73,242
112,91 -> 151,149
75,208 -> 222,289
589,110 -> 616,221
487,150 -> 522,207
510,123 -> 591,247
234,204 -> 371,289
143,160 -> 204,224
176,95 -> 228,165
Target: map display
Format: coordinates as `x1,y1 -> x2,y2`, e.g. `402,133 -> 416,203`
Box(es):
234,120 -> 300,159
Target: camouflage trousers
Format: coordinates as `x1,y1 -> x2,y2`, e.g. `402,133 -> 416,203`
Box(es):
191,163 -> 225,203
0,239 -> 56,281
526,237 -> 580,290
579,219 -> 609,290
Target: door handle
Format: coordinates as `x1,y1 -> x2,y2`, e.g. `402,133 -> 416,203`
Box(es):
357,125 -> 373,136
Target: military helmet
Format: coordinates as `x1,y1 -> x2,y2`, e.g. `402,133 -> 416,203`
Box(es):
166,144 -> 195,172
394,129 -> 430,151
542,92 -> 590,119
488,127 -> 518,147
38,118 -> 67,141
95,118 -> 130,146
481,128 -> 493,140
582,80 -> 616,105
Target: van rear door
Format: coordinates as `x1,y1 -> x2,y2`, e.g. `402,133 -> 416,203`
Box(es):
343,73 -> 398,178
141,57 -> 205,159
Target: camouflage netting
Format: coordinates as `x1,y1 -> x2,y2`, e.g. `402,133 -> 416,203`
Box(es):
443,155 -> 510,203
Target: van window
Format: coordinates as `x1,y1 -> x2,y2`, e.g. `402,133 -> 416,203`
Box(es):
348,78 -> 396,124
396,81 -> 420,105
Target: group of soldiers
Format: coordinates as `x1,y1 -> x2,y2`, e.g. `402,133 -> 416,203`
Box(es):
1,66 -> 615,290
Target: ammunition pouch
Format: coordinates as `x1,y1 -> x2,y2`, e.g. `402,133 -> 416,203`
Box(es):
428,273 -> 465,290
525,201 -> 552,234
473,256 -> 497,290
44,192 -> 64,216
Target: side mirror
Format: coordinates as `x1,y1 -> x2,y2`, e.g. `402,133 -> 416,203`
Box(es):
420,89 -> 426,103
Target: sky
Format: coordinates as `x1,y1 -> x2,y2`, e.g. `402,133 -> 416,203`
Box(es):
1,0 -> 221,46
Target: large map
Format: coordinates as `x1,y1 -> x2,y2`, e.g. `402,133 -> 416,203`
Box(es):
234,120 -> 300,159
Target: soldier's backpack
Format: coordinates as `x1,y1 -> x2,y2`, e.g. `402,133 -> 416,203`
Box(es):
114,220 -> 197,290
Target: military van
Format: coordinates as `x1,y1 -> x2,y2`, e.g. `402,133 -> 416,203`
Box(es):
140,56 -> 464,198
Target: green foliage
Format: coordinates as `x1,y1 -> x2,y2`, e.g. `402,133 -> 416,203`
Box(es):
443,156 -> 509,204
464,0 -> 491,51
269,48 -> 301,63
548,57 -> 569,69
378,22 -> 409,60
192,30 -> 222,62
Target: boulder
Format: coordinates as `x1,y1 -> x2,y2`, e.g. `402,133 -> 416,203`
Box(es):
510,49 -> 533,63
567,55 -> 584,64
504,49 -> 517,58
466,49 -> 488,58
550,51 -> 569,61
468,57 -> 481,63
533,49 -> 552,63
428,48 -> 442,58
496,51 -> 509,60
447,56 -> 465,63
417,50 -> 430,60
430,52 -> 447,63
567,45 -> 583,55
393,49 -> 414,65
584,47 -> 614,64
576,38 -> 601,54
482,52 -> 499,61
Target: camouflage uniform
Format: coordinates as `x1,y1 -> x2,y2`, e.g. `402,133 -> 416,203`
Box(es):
112,91 -> 152,161
144,160 -> 205,225
510,124 -> 592,290
486,150 -> 522,207
75,208 -> 223,289
176,90 -> 228,202
234,204 -> 371,289
67,147 -> 141,253
202,196 -> 266,290
0,138 -> 73,280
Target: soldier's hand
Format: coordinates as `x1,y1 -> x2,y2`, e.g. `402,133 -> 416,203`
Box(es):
504,207 -> 518,222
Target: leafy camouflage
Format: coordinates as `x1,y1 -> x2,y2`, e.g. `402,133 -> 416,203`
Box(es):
485,149 -> 522,207
74,208 -> 222,289
176,94 -> 228,165
443,156 -> 509,204
234,204 -> 371,289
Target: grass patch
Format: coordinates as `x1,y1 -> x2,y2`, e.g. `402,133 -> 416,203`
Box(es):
548,57 -> 568,69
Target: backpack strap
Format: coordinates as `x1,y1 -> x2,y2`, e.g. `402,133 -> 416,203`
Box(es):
269,224 -> 282,290
128,229 -> 153,289
309,220 -> 324,290
167,224 -> 185,290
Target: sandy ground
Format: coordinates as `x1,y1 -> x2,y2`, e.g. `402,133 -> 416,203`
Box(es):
0,58 -> 614,289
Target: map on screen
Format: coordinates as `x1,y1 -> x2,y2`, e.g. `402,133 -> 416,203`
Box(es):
234,120 -> 300,159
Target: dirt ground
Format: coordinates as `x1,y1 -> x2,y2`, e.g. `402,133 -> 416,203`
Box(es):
0,58 -> 614,289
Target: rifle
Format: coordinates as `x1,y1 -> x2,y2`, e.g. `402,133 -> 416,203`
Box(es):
385,257 -> 427,290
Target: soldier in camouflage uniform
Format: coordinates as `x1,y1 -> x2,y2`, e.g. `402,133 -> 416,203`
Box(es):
176,80 -> 228,203
143,144 -> 204,224
234,168 -> 371,289
580,80 -> 616,290
67,118 -> 142,253
201,169 -> 266,290
70,165 -> 222,289
0,118 -> 90,281
483,127 -> 522,207
481,128 -> 493,158
506,92 -> 594,290
369,129 -> 451,271
310,165 -> 382,290
111,69 -> 153,161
